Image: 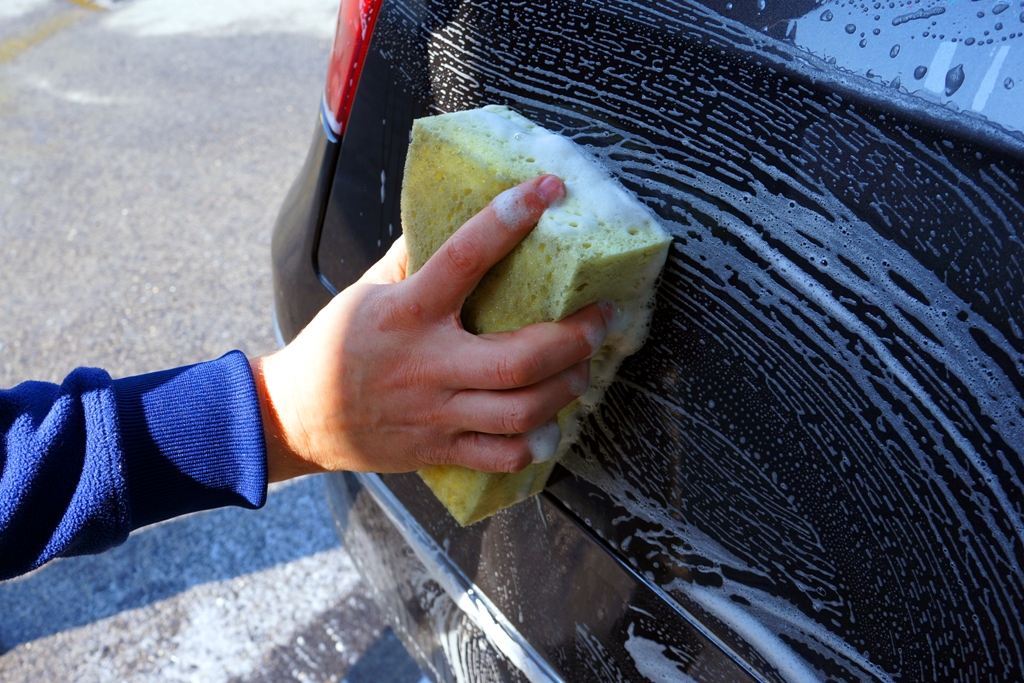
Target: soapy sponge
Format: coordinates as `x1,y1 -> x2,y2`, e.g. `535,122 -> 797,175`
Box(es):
402,105 -> 671,525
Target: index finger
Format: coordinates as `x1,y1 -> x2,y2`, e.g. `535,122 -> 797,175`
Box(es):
408,174 -> 566,317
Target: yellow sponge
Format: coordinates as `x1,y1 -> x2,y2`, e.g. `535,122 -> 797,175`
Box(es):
402,105 -> 671,525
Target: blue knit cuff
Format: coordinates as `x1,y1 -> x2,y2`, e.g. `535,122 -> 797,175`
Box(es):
113,351 -> 268,530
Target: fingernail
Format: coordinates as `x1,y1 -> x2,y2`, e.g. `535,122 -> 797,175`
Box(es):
536,175 -> 565,206
524,421 -> 562,463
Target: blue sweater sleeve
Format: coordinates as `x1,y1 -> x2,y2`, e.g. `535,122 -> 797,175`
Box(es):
0,351 -> 267,581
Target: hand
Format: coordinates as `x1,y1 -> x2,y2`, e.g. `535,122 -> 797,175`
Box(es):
250,174 -> 613,482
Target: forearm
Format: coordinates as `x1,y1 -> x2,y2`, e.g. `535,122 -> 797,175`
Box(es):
0,351 -> 268,581
0,368 -> 130,580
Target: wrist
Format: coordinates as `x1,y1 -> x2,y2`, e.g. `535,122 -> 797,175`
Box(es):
249,354 -> 322,483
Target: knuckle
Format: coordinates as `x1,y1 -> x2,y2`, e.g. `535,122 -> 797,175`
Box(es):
442,233 -> 481,280
499,400 -> 531,434
451,434 -> 530,473
426,437 -> 460,468
498,441 -> 532,473
494,355 -> 518,388
438,444 -> 461,467
372,291 -> 410,332
495,350 -> 543,389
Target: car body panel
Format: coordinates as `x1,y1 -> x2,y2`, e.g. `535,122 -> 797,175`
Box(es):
328,471 -> 769,682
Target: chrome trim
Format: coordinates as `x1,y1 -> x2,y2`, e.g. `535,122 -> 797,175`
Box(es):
354,473 -> 567,683
606,546 -> 773,683
320,93 -> 340,143
271,302 -> 287,350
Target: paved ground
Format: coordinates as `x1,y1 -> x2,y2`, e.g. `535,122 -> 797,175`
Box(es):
0,1 -> 425,680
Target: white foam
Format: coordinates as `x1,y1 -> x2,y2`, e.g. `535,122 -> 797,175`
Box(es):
490,184 -> 534,228
679,579 -> 896,683
680,585 -> 823,683
623,624 -> 700,683
524,421 -> 561,463
456,105 -> 665,241
565,366 -> 591,397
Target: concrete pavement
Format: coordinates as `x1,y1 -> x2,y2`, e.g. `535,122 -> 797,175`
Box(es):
0,1 -> 424,680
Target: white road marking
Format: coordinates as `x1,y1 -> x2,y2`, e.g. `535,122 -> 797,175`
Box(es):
923,42 -> 958,94
0,0 -> 50,19
971,45 -> 1011,112
102,0 -> 339,38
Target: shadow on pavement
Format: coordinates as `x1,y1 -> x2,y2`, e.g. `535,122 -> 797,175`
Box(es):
342,628 -> 427,683
0,475 -> 341,650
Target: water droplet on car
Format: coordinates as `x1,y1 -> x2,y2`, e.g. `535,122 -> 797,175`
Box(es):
993,2 -> 1009,13
845,23 -> 857,33
890,44 -> 901,57
890,75 -> 901,88
945,63 -> 965,95
965,36 -> 976,44
914,65 -> 928,79
1006,77 -> 1016,89
860,37 -> 868,46
821,9 -> 834,21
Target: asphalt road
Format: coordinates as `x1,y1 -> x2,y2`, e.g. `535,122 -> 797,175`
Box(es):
0,1 -> 424,681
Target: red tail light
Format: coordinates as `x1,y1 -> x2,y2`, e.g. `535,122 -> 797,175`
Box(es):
323,0 -> 385,141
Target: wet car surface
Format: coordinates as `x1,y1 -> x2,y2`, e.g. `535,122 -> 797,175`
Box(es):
273,0 -> 1024,680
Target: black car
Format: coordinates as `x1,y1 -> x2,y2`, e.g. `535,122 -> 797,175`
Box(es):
272,0 -> 1024,680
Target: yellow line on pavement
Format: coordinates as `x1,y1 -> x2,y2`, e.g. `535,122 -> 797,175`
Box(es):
0,11 -> 87,67
64,0 -> 108,11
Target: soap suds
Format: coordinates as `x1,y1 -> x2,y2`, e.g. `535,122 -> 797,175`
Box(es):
490,185 -> 533,229
524,421 -> 561,463
466,106 -> 665,241
623,624 -> 700,683
565,367 -> 590,398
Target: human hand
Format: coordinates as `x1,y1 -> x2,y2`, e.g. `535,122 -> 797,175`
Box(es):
251,174 -> 614,482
